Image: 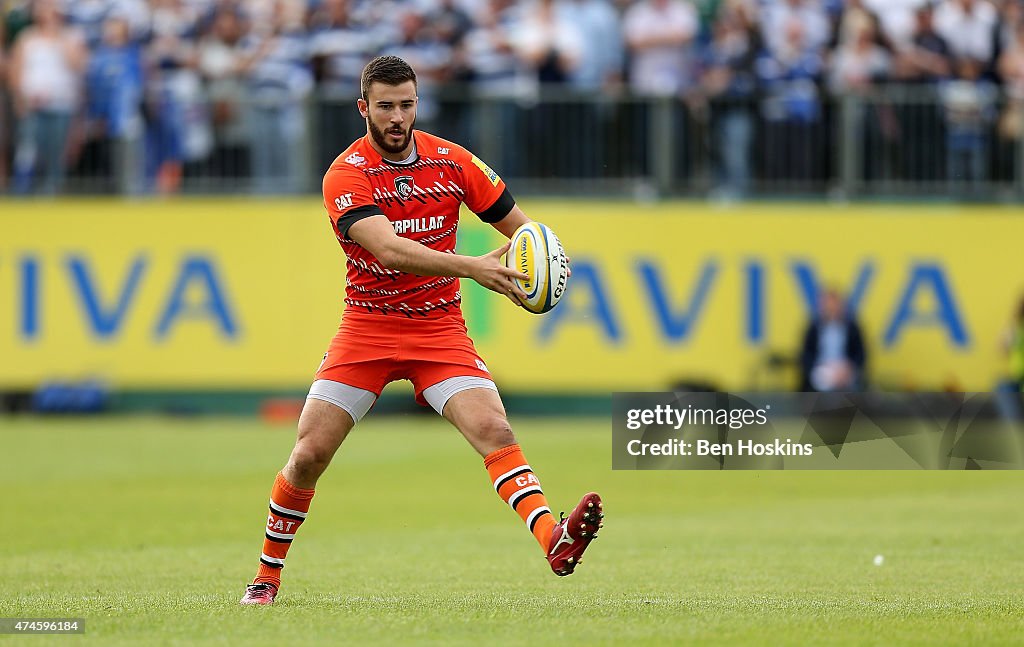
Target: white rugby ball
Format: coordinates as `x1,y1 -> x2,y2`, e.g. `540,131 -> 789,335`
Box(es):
505,221 -> 569,314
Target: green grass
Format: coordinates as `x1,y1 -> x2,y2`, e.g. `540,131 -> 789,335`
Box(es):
4,415 -> 1024,645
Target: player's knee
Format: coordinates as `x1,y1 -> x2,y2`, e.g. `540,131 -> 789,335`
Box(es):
289,440 -> 334,477
474,415 -> 515,448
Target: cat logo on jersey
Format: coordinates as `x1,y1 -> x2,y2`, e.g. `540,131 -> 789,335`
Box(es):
395,175 -> 415,200
471,156 -> 500,187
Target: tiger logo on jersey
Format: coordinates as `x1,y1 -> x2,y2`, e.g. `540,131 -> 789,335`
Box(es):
395,175 -> 415,200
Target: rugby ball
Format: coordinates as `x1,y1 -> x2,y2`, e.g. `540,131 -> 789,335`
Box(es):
505,222 -> 569,314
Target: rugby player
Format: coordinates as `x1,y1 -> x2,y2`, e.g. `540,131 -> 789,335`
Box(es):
241,56 -> 603,605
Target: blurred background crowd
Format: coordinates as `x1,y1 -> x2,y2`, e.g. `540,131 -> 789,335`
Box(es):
2,0 -> 1024,197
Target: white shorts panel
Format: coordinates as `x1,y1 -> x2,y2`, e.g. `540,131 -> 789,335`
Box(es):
422,376 -> 498,415
306,379 -> 378,423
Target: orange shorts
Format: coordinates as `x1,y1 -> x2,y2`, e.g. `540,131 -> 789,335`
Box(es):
314,310 -> 493,405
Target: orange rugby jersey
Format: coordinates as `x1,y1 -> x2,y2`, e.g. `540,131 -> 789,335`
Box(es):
322,130 -> 514,318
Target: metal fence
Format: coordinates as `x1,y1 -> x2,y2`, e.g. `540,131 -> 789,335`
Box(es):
5,84 -> 1024,200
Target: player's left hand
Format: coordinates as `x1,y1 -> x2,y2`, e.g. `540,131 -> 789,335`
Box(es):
471,241 -> 530,306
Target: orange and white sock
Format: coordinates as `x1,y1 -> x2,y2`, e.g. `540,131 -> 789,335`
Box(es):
485,444 -> 556,551
253,472 -> 314,588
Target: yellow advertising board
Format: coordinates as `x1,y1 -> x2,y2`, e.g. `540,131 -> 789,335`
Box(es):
1,199 -> 1021,392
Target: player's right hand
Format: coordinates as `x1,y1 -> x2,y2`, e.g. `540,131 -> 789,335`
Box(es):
472,242 -> 530,306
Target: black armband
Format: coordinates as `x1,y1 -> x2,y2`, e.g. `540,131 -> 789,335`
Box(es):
475,188 -> 516,223
337,205 -> 385,238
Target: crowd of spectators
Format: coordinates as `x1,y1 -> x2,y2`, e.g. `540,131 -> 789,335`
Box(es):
1,0 -> 1024,195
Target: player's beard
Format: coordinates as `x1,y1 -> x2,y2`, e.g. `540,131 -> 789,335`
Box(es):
368,116 -> 415,155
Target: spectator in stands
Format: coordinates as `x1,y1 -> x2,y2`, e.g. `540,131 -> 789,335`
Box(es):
829,22 -> 890,94
65,0 -> 110,50
624,0 -> 700,179
831,19 -> 898,181
894,3 -> 952,83
997,21 -> 1024,152
309,0 -> 379,100
461,0 -> 530,176
861,0 -> 927,51
196,6 -> 250,180
933,0 -> 998,66
8,0 -> 88,195
561,0 -> 624,179
941,56 -> 997,194
993,4 -> 1024,181
889,3 -> 953,181
997,0 -> 1023,55
799,287 -> 867,392
624,0 -> 699,97
393,8 -> 468,140
309,0 -> 381,171
512,0 -> 583,88
86,14 -> 144,194
3,1 -> 33,48
462,0 -> 525,97
510,0 -> 585,176
756,18 -> 826,183
0,36 -> 8,190
383,10 -> 455,131
564,0 -> 623,93
702,1 -> 761,199
762,0 -> 831,57
66,0 -> 150,50
429,0 -> 475,48
240,0 -> 313,194
561,0 -> 622,178
833,0 -> 894,56
144,0 -> 204,194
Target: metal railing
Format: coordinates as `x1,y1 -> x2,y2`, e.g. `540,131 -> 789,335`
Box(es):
4,84 -> 1023,200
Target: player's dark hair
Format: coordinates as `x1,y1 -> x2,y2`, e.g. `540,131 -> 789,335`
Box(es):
360,56 -> 417,100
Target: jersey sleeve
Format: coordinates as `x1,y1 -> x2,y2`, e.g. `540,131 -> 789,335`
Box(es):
459,151 -> 516,223
322,163 -> 383,239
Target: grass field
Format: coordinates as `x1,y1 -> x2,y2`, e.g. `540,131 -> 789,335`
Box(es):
5,414 -> 1024,645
